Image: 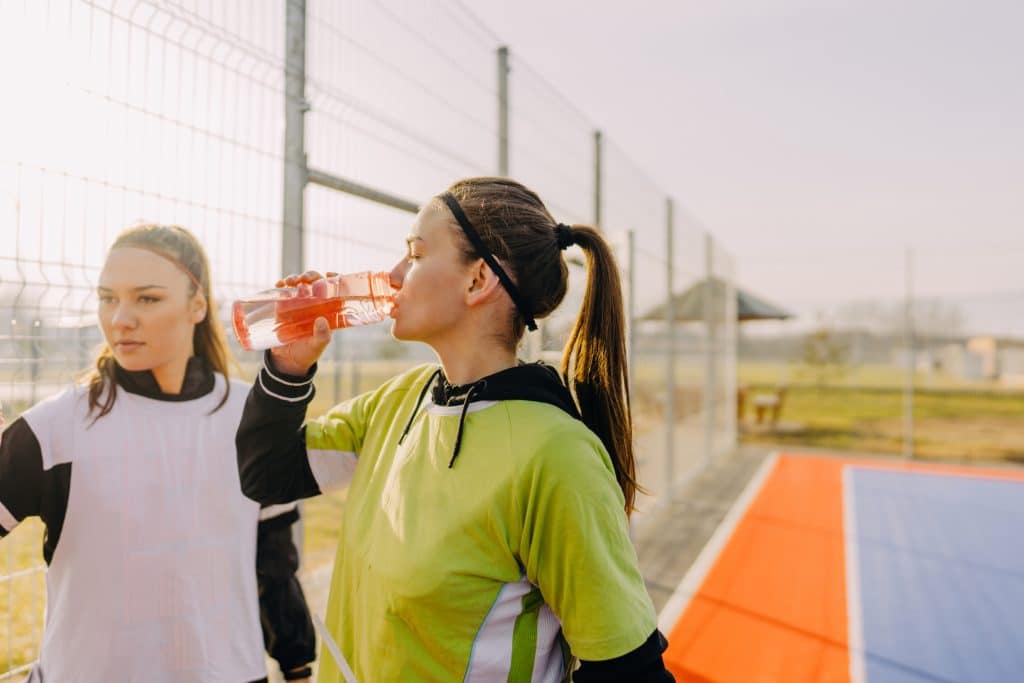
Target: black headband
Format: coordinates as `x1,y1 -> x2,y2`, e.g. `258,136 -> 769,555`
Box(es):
440,192 -> 537,331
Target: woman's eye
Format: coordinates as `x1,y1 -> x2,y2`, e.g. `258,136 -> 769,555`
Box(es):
98,296 -> 114,304
138,296 -> 161,304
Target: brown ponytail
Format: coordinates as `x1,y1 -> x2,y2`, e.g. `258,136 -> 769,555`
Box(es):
84,224 -> 235,421
559,225 -> 639,514
445,178 -> 641,515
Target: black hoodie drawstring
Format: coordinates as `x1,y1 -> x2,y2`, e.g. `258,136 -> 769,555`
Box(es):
448,379 -> 486,469
403,364 -> 578,470
398,368 -> 441,446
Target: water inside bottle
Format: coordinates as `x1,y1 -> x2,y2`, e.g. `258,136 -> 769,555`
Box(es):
232,272 -> 395,351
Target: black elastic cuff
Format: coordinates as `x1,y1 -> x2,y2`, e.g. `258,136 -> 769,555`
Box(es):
263,350 -> 318,382
258,506 -> 301,532
575,629 -> 673,682
258,351 -> 318,402
283,666 -> 313,680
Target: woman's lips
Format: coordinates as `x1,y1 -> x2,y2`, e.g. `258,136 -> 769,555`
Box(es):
114,341 -> 144,351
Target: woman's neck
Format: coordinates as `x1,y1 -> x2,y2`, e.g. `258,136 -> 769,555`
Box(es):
115,355 -> 214,401
433,339 -> 516,386
150,355 -> 192,394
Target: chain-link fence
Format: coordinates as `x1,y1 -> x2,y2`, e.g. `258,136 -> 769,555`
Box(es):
0,0 -> 736,676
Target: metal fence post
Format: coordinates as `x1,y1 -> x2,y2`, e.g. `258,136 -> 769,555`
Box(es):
904,247 -> 915,459
29,321 -> 40,406
499,45 -> 540,361
283,0 -> 308,558
497,46 -> 509,177
283,0 -> 307,278
665,199 -> 675,496
703,233 -> 715,467
333,338 -> 342,405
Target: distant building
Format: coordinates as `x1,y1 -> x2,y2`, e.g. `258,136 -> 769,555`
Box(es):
966,337 -> 999,379
1000,347 -> 1024,388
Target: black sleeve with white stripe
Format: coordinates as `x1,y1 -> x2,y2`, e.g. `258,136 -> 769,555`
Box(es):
257,503 -> 316,673
0,418 -> 41,537
236,353 -> 322,505
0,417 -> 71,564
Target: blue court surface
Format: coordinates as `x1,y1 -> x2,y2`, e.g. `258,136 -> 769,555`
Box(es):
847,468 -> 1024,683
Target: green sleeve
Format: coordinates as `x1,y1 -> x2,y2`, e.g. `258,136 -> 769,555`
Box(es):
305,390 -> 373,456
305,363 -> 438,461
514,428 -> 657,661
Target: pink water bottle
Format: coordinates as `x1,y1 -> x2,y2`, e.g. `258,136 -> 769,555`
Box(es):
232,271 -> 396,351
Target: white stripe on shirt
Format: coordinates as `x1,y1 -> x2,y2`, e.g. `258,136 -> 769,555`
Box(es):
259,501 -> 299,521
424,400 -> 498,416
264,364 -> 314,388
0,499 -> 17,532
258,372 -> 314,403
307,448 -> 359,493
463,580 -> 530,683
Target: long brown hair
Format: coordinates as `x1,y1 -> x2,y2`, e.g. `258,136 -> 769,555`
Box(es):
445,178 -> 641,515
84,224 -> 234,420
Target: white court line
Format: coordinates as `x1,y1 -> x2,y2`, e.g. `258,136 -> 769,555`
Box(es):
657,452 -> 780,634
843,466 -> 867,683
0,499 -> 18,533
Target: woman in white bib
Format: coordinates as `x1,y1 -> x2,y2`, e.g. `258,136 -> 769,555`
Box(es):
0,225 -> 315,682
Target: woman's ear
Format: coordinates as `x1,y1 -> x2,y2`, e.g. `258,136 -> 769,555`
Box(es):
190,293 -> 208,324
465,258 -> 502,306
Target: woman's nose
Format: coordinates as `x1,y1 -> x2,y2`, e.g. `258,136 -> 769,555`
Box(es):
110,304 -> 137,328
389,260 -> 406,289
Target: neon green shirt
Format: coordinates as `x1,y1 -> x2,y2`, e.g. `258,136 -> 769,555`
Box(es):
306,364 -> 656,682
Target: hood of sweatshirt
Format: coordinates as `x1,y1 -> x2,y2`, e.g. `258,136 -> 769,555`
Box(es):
399,361 -> 581,468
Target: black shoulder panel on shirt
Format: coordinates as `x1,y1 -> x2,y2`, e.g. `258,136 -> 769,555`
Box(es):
575,629 -> 675,682
0,417 -> 72,564
237,358 -> 322,504
257,514 -> 316,672
40,462 -> 72,565
0,418 -> 43,525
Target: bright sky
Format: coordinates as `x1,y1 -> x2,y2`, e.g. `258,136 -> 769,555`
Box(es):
1,0 -> 1020,335
471,0 -> 1024,310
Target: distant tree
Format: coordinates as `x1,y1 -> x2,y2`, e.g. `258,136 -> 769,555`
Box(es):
913,299 -> 965,340
800,325 -> 849,389
834,300 -> 889,333
834,298 -> 964,341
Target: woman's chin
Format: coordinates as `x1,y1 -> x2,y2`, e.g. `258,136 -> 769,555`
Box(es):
111,355 -> 150,371
389,319 -> 408,341
389,319 -> 424,343
107,344 -> 157,371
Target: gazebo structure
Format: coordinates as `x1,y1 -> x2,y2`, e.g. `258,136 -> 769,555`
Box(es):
639,277 -> 793,323
639,278 -> 794,428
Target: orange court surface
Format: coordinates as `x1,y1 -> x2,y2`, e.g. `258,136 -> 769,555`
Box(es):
656,452 -> 1024,683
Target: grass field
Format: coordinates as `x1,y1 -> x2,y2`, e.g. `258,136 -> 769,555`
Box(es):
738,362 -> 1024,462
738,359 -> 1023,392
0,519 -> 46,677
